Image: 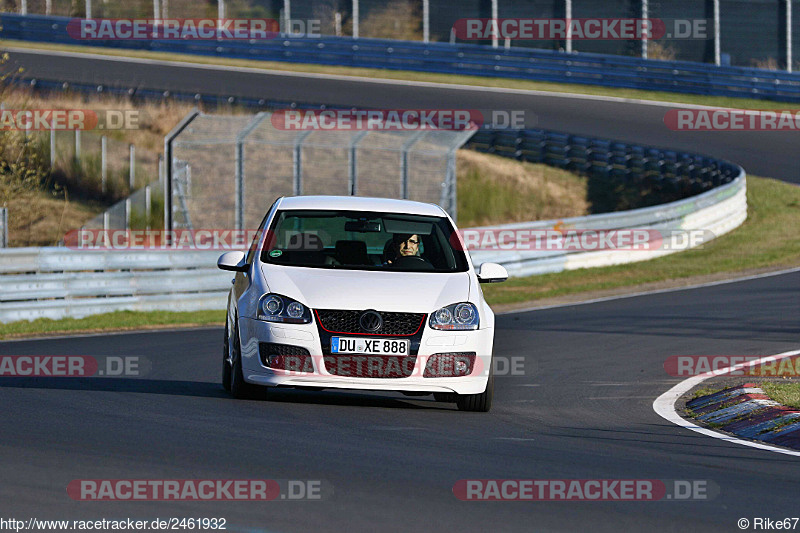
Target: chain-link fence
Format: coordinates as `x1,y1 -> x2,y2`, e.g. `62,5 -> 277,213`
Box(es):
165,111 -> 473,230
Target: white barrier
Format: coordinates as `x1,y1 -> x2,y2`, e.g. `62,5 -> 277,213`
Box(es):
0,168 -> 746,323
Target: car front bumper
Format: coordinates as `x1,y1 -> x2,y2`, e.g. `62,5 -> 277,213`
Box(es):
238,317 -> 493,395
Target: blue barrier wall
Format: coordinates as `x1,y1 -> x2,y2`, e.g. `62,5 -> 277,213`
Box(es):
3,13 -> 800,102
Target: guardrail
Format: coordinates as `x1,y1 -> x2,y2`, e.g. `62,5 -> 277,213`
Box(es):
0,248 -> 229,323
2,13 -> 800,102
0,160 -> 745,323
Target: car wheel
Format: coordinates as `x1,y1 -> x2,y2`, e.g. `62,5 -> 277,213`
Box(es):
456,370 -> 494,412
222,325 -> 232,392
229,320 -> 261,400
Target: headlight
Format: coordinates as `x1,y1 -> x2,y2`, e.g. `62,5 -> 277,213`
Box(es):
257,294 -> 311,324
429,302 -> 479,331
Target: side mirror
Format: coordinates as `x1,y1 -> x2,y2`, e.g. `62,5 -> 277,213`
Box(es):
477,262 -> 508,284
218,251 -> 248,272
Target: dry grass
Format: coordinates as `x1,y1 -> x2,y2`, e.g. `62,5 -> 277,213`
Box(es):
359,1 -> 424,41
647,41 -> 677,61
0,87 -> 196,245
752,57 -> 781,70
5,188 -> 101,246
1,86 -> 194,152
457,150 -> 588,227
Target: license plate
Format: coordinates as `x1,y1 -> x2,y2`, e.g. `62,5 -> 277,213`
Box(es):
331,337 -> 410,356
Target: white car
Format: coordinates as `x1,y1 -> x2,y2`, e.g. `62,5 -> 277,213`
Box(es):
217,196 -> 508,412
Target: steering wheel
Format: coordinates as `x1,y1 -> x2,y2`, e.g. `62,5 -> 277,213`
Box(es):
392,255 -> 434,270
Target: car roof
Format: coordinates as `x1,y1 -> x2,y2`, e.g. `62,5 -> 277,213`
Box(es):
275,195 -> 446,217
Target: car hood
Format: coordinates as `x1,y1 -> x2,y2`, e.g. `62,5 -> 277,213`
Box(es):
260,264 -> 471,313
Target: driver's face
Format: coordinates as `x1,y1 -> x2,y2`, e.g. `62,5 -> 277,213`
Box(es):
398,235 -> 419,256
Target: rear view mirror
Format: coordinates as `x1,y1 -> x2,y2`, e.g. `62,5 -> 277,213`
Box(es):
477,262 -> 508,283
345,220 -> 382,233
218,251 -> 248,272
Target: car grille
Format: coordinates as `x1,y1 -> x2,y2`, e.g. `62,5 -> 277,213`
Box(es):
323,355 -> 417,378
259,343 -> 313,372
315,310 -> 426,336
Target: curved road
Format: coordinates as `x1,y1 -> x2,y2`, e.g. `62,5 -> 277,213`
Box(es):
5,47 -> 800,183
1,46 -> 800,532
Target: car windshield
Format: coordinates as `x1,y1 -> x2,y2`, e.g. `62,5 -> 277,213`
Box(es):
260,210 -> 469,273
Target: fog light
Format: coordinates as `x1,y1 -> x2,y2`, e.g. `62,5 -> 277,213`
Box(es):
455,360 -> 468,375
268,355 -> 284,368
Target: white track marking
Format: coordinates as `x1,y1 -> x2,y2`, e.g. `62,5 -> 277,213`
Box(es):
653,349 -> 800,457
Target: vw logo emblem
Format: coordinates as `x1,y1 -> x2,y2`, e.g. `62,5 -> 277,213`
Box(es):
359,310 -> 383,332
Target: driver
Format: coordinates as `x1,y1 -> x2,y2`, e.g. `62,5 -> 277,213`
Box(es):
386,233 -> 420,264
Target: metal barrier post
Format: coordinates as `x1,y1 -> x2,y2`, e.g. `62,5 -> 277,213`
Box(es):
49,129 -> 55,169
352,0 -> 359,38
20,0 -> 27,15
293,130 -> 313,195
788,0 -> 793,72
125,198 -> 131,230
85,0 -> 91,19
129,144 -> 136,190
234,112 -> 268,230
641,0 -> 648,59
164,109 -> 200,233
713,0 -> 721,66
0,208 -> 7,248
565,0 -> 572,53
349,131 -> 369,195
400,131 -> 425,199
491,0 -> 498,48
145,185 -> 152,231
101,135 -> 107,194
444,149 -> 458,221
423,0 -> 429,43
74,130 -> 81,163
284,0 -> 291,33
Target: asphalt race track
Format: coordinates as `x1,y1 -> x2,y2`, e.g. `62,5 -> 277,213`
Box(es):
5,48 -> 800,184
1,272 -> 799,531
1,47 -> 800,532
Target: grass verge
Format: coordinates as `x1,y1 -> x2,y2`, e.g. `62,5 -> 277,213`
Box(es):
0,310 -> 225,340
4,39 -> 800,111
761,382 -> 800,410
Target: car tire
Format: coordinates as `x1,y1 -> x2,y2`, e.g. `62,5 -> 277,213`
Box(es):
229,320 -> 262,400
456,369 -> 494,412
222,325 -> 232,392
